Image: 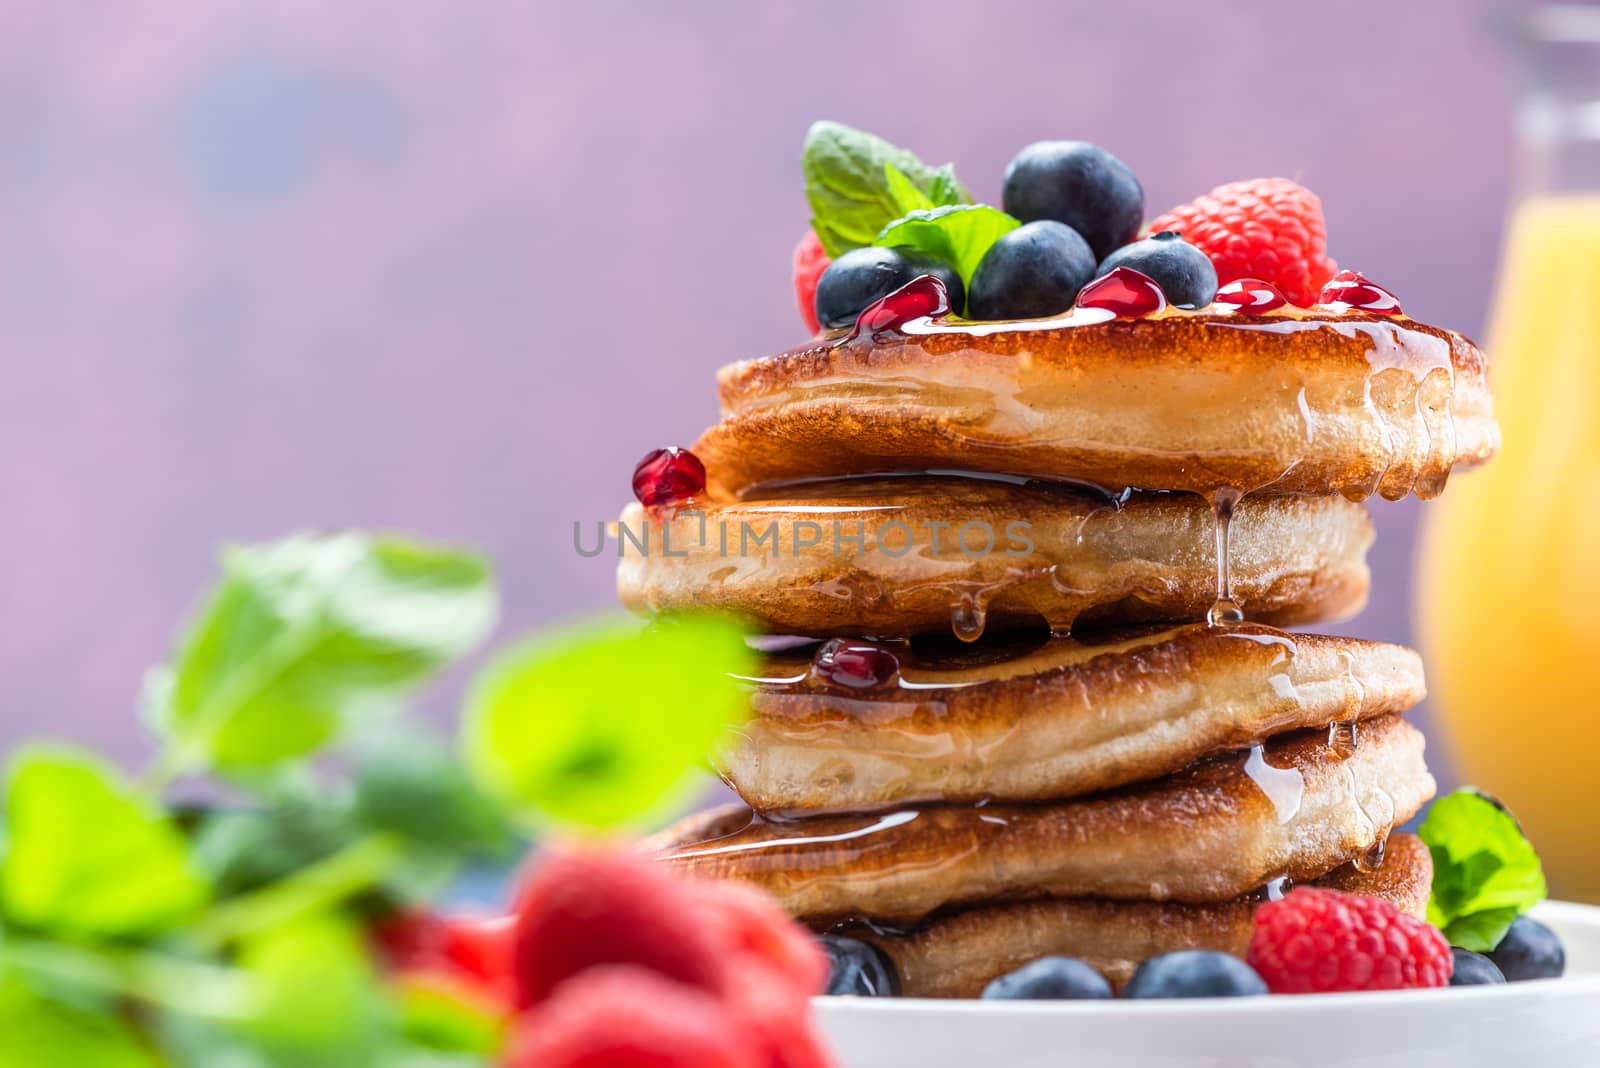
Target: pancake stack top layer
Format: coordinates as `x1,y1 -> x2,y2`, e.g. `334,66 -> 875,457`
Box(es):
620,132 -> 1498,995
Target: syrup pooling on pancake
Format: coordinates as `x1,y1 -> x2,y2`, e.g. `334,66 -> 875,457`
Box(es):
720,624 -> 1421,816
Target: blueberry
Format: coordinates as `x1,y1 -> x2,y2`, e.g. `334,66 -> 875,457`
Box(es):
1487,916 -> 1566,981
820,934 -> 898,996
981,956 -> 1112,1000
814,246 -> 964,329
1122,951 -> 1268,998
967,221 -> 1097,320
1449,947 -> 1506,985
1001,141 -> 1144,262
1097,231 -> 1219,307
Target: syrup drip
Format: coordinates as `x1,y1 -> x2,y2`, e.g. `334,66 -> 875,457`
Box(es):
951,594 -> 988,643
1243,745 -> 1305,824
1326,719 -> 1360,760
1205,487 -> 1246,626
1353,835 -> 1389,874
1263,875 -> 1293,902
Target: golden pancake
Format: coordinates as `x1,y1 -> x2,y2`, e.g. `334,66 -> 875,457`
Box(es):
695,308 -> 1497,502
617,477 -> 1372,637
848,833 -> 1432,996
724,625 -> 1423,814
653,715 -> 1433,924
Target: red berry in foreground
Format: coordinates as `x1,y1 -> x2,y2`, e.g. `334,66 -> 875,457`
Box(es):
1148,177 -> 1338,306
1246,887 -> 1451,994
511,844 -> 727,1009
852,274 -> 950,335
1215,278 -> 1288,314
1316,269 -> 1403,316
696,879 -> 830,1000
505,965 -> 760,1068
793,230 -> 831,335
633,447 -> 706,507
1075,266 -> 1167,319
811,638 -> 902,691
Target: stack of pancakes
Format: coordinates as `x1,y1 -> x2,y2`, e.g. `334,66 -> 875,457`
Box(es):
624,305 -> 1498,995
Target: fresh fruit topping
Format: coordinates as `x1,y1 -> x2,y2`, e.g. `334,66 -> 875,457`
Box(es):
1449,948 -> 1507,985
1074,266 -> 1167,319
1316,269 -> 1403,315
967,220 -> 1097,320
372,909 -> 514,1002
723,980 -> 838,1068
510,843 -> 727,1008
1486,916 -> 1566,981
633,447 -> 707,508
1122,951 -> 1268,998
1001,141 -> 1144,262
794,230 -> 830,334
876,204 -> 1021,290
504,965 -> 759,1068
1147,177 -> 1337,306
1214,277 -> 1288,314
981,956 -> 1113,1000
1247,888 -> 1452,994
819,934 -> 898,997
697,880 -> 829,1000
1096,231 -> 1218,308
1420,789 -> 1547,952
815,247 -> 962,329
810,638 -> 902,691
803,121 -> 970,257
852,274 -> 953,335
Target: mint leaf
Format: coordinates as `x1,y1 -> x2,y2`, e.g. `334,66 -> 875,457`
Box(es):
395,979 -> 503,1055
803,120 -> 970,256
876,204 -> 1020,287
0,976 -> 162,1068
351,733 -> 514,858
160,534 -> 496,770
0,747 -> 209,938
235,914 -> 380,1053
1420,789 -> 1547,951
465,617 -> 755,830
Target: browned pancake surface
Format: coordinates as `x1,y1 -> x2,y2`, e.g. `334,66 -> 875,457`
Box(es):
697,309 -> 1497,501
725,625 -> 1424,813
852,833 -> 1432,996
654,715 -> 1434,924
617,479 -> 1372,636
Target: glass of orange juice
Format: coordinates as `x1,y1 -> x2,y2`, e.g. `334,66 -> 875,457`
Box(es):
1419,5 -> 1600,902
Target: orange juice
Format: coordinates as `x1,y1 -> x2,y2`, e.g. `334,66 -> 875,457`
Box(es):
1419,195 -> 1600,902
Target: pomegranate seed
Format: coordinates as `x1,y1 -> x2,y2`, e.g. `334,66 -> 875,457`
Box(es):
811,638 -> 901,690
853,275 -> 950,335
1074,267 -> 1167,319
632,447 -> 706,507
1215,278 -> 1288,313
1316,270 -> 1402,315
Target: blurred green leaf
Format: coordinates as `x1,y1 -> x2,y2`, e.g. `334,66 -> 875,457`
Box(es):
159,534 -> 496,771
465,617 -> 755,830
352,734 -> 514,858
235,914 -> 380,1055
1,747 -> 209,939
0,976 -> 161,1068
395,979 -> 503,1055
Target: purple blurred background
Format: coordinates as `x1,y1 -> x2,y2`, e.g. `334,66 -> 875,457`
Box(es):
0,2 -> 1521,769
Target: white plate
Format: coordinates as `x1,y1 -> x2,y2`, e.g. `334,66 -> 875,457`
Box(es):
816,900 -> 1600,1068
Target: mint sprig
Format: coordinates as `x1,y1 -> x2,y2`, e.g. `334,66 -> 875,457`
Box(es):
803,120 -> 970,256
1420,789 -> 1547,952
876,204 -> 1020,288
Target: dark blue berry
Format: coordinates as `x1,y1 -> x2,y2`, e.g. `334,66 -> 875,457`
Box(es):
967,221 -> 1097,320
981,956 -> 1112,1000
1449,947 -> 1506,985
814,247 -> 964,329
1001,141 -> 1144,262
1097,231 -> 1219,308
820,934 -> 898,996
1122,951 -> 1268,998
1487,916 -> 1566,982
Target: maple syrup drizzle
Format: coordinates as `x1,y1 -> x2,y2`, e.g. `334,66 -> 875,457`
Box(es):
1206,487 -> 1246,626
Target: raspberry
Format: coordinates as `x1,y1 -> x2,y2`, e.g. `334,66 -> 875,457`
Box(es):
511,844 -> 728,1009
696,880 -> 829,1000
793,230 -> 830,334
1147,178 -> 1337,306
725,980 -> 838,1068
505,965 -> 760,1068
371,909 -> 514,1005
1246,887 -> 1452,994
